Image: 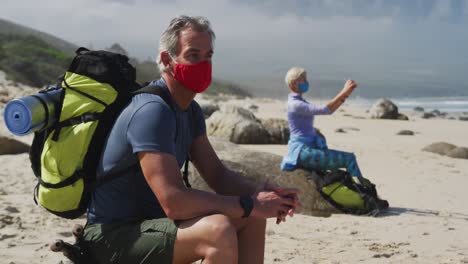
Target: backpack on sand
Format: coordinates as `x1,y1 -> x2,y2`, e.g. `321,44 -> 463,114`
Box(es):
313,170 -> 389,216
29,47 -> 190,219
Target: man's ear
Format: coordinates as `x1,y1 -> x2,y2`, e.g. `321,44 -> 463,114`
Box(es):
160,51 -> 172,68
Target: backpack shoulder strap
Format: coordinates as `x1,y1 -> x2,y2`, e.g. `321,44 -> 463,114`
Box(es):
133,84 -> 174,111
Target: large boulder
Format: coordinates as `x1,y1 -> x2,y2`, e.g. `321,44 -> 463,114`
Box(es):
199,102 -> 219,119
0,135 -> 30,155
260,118 -> 289,144
189,138 -> 340,216
369,99 -> 400,119
206,105 -> 270,144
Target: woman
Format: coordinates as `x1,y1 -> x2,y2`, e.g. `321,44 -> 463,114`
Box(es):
281,67 -> 362,178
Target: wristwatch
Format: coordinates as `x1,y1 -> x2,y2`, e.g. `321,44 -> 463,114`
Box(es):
239,195 -> 254,218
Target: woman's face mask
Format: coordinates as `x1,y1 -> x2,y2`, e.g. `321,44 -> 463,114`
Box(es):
298,80 -> 309,93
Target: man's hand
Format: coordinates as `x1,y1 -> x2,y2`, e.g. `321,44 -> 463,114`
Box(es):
250,191 -> 297,219
260,181 -> 302,224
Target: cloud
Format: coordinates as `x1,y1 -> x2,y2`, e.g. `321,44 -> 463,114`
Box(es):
0,0 -> 467,97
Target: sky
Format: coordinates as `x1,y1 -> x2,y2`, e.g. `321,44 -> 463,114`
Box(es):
1,0 -> 468,98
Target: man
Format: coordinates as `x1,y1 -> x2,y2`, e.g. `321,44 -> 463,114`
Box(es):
84,15 -> 300,264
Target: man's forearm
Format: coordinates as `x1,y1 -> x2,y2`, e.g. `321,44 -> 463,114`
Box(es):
165,187 -> 245,220
210,167 -> 258,196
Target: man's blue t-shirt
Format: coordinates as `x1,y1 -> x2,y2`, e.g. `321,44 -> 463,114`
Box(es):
87,78 -> 206,224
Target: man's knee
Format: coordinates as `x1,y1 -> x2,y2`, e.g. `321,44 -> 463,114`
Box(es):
204,214 -> 238,248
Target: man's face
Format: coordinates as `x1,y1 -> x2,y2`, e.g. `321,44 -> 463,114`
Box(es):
174,27 -> 213,65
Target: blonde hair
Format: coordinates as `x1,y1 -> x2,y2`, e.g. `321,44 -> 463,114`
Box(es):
284,67 -> 307,89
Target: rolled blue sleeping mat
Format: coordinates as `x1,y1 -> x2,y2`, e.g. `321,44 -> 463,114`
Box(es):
3,89 -> 62,136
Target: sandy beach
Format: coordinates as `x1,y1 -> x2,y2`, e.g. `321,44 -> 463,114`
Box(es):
1,96 -> 468,263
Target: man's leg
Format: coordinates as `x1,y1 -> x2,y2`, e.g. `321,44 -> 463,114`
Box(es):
172,214 -> 266,264
232,216 -> 266,264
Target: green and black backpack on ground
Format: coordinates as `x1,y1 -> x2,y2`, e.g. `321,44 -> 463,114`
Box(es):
313,170 -> 389,216
29,47 -> 190,219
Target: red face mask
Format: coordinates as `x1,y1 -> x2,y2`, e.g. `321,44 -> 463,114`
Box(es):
172,60 -> 212,93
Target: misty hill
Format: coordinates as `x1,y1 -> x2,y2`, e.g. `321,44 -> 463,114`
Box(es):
0,18 -> 77,55
0,33 -> 72,87
0,18 -> 251,96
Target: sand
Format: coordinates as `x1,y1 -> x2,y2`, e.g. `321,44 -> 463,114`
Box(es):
1,96 -> 468,264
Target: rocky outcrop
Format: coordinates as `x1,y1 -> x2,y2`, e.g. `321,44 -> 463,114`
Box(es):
422,142 -> 468,159
421,112 -> 436,119
199,102 -> 219,119
397,130 -> 414,136
422,142 -> 457,155
446,147 -> 468,159
0,135 -> 30,155
260,118 -> 289,144
369,99 -> 409,120
189,138 -> 340,216
0,71 -> 37,106
206,105 -> 270,144
369,99 -> 399,119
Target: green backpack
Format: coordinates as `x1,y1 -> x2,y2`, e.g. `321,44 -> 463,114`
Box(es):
29,47 -> 140,218
29,47 -> 191,219
314,170 -> 389,216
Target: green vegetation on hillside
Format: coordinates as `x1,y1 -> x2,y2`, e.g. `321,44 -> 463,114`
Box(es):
0,33 -> 72,87
0,35 -> 251,97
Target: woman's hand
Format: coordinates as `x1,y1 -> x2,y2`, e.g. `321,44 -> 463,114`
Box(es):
342,80 -> 357,97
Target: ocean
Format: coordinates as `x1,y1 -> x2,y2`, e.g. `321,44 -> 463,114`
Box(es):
347,96 -> 468,113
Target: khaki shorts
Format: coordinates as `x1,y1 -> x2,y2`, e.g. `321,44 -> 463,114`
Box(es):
83,218 -> 178,264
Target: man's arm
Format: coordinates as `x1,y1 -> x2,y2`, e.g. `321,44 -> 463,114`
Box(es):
188,133 -> 302,222
139,151 -> 295,221
189,133 -> 258,195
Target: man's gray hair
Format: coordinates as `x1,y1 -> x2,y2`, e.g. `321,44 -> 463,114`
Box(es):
157,15 -> 216,73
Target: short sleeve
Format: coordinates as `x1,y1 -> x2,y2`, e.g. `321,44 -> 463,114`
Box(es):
190,101 -> 207,139
127,99 -> 176,156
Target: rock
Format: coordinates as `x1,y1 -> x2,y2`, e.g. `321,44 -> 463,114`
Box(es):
413,106 -> 424,112
421,112 -> 436,119
0,136 -> 30,155
397,130 -> 414,136
446,147 -> 468,159
247,104 -> 259,112
369,99 -> 399,119
189,138 -> 340,216
199,103 -> 219,119
430,109 -> 443,116
422,142 -> 457,156
335,127 -> 360,133
459,116 -> 468,121
260,118 -> 289,144
206,105 -> 270,144
397,113 -> 409,121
